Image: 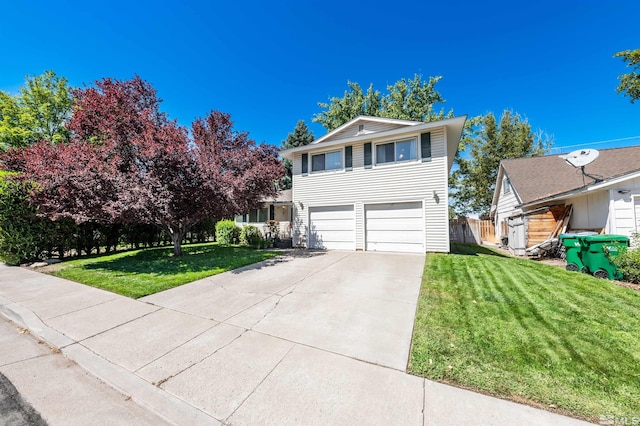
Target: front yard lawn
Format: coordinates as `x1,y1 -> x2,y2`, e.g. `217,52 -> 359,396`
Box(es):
410,243 -> 640,422
49,242 -> 280,298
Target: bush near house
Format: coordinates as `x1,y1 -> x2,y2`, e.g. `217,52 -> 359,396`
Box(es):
240,225 -> 263,248
215,220 -> 241,244
610,233 -> 640,283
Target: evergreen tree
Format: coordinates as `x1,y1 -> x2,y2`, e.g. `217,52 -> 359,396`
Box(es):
279,120 -> 314,189
451,110 -> 552,217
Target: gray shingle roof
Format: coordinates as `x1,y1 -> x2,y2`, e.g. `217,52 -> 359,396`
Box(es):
264,189 -> 292,203
502,145 -> 640,205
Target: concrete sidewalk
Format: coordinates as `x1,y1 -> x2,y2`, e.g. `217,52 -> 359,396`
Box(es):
0,256 -> 593,425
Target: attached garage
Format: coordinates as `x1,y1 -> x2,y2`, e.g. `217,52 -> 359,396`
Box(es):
308,205 -> 355,250
365,202 -> 424,253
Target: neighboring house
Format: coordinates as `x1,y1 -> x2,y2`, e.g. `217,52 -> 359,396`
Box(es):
491,146 -> 640,255
279,115 -> 467,253
234,189 -> 293,238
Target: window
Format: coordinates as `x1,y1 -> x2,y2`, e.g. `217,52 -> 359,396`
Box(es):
503,177 -> 511,194
358,124 -> 364,134
375,139 -> 417,165
248,208 -> 269,222
302,153 -> 308,175
311,150 -> 343,172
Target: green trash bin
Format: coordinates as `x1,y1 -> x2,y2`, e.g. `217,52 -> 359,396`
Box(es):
578,234 -> 630,280
559,232 -> 597,272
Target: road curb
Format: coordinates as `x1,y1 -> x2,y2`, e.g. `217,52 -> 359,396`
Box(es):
0,301 -> 220,426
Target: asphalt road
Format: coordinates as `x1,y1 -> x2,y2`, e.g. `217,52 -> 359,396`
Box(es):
0,372 -> 46,425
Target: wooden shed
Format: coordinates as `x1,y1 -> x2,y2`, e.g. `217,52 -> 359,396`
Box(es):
506,205 -> 571,256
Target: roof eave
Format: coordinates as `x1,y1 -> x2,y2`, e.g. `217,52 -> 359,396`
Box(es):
281,115 -> 468,160
519,169 -> 640,209
311,115 -> 422,145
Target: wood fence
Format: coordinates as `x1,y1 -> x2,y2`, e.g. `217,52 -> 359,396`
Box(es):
450,217 -> 496,244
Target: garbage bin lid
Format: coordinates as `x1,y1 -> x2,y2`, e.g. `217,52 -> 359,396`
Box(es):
559,232 -> 598,238
579,234 -> 629,242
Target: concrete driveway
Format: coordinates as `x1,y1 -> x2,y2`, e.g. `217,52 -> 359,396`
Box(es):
141,250 -> 425,371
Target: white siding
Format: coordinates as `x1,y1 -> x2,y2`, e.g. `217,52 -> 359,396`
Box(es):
327,121 -> 412,142
567,191 -> 610,230
494,174 -> 519,238
609,176 -> 640,237
292,127 -> 450,252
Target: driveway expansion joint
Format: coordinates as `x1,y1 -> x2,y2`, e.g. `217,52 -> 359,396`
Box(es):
76,305 -> 164,343
224,345 -> 296,423
134,320 -> 220,376
151,325 -> 250,388
45,295 -> 120,320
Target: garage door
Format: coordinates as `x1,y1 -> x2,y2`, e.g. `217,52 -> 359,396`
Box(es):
309,205 -> 355,250
365,202 -> 424,253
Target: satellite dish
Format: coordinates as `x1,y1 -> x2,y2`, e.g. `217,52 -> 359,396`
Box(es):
559,148 -> 602,183
559,149 -> 599,168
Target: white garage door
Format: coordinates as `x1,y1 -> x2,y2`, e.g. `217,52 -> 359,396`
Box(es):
365,202 -> 424,253
309,205 -> 355,250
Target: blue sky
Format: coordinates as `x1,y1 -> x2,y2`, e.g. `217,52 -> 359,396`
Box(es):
2,1 -> 639,154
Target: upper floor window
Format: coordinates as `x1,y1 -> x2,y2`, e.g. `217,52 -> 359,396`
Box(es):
312,150 -> 342,172
503,177 -> 512,194
375,138 -> 417,165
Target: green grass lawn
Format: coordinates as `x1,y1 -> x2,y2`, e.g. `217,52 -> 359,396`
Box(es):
410,243 -> 640,422
49,242 -> 281,298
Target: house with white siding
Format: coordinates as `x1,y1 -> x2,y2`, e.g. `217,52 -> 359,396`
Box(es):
491,145 -> 640,255
234,189 -> 293,238
279,115 -> 467,253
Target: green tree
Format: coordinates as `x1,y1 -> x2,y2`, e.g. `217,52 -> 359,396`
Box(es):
380,75 -> 448,122
0,70 -> 73,151
615,49 -> 640,103
313,74 -> 450,131
450,110 -> 552,217
279,119 -> 315,189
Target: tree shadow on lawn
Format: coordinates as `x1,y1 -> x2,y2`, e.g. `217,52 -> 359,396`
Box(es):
80,243 -> 281,276
450,243 -> 510,258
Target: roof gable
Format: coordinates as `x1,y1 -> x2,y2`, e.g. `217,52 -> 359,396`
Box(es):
491,167 -> 523,214
501,145 -> 640,205
312,116 -> 421,145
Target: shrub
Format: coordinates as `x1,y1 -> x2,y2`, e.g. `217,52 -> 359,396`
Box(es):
215,220 -> 240,244
0,172 -> 49,264
260,238 -> 272,249
240,225 -> 263,247
610,233 -> 640,283
189,217 -> 216,243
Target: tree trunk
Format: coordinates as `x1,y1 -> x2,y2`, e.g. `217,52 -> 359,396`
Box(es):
168,225 -> 186,257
